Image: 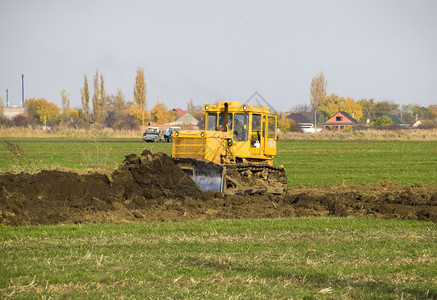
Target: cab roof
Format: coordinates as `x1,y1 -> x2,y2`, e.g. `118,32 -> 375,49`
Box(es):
203,101 -> 270,114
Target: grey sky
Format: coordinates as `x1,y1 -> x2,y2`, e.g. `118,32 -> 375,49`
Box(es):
1,0 -> 436,112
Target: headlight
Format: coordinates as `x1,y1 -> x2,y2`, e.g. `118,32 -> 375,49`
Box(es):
204,105 -> 210,111
174,131 -> 179,136
200,132 -> 205,137
242,105 -> 248,111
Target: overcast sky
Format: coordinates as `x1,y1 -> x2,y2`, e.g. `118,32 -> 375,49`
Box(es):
1,0 -> 436,112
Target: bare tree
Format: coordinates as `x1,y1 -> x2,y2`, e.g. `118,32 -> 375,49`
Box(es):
114,88 -> 126,111
310,72 -> 327,128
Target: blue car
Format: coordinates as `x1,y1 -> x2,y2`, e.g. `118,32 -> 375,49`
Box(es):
143,127 -> 164,143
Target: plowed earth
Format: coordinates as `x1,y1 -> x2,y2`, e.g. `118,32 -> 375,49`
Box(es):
1,150 -> 436,226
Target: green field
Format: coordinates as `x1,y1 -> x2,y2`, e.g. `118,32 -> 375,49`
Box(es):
0,138 -> 168,172
1,217 -> 436,299
1,138 -> 436,186
1,139 -> 436,298
276,140 -> 437,186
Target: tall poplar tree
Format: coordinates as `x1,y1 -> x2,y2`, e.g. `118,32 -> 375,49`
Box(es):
310,72 -> 327,128
115,88 -> 126,111
61,89 -> 70,113
100,73 -> 108,119
133,67 -> 147,125
92,70 -> 103,123
0,96 -> 4,116
81,75 -> 90,121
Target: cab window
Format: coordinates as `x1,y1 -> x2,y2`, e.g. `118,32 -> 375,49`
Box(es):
252,114 -> 261,131
267,116 -> 276,139
219,113 -> 233,130
207,113 -> 217,130
251,114 -> 262,147
233,113 -> 248,142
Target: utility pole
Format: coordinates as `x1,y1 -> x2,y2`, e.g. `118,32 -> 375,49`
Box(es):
21,74 -> 24,107
6,89 -> 9,107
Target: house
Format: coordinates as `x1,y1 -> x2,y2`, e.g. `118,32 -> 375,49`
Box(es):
323,111 -> 358,132
172,108 -> 187,118
381,115 -> 409,127
2,107 -> 26,119
286,113 -> 313,132
139,112 -> 199,132
165,113 -> 199,130
139,122 -> 168,133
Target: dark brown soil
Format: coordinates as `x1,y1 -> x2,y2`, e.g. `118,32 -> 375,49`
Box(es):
1,150 -> 436,226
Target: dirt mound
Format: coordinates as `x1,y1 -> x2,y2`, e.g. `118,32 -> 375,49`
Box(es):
1,150 -> 436,225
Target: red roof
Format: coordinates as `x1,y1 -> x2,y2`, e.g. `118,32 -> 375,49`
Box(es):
172,108 -> 187,118
323,111 -> 358,126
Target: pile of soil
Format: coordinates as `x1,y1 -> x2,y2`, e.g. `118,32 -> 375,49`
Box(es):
1,150 -> 436,226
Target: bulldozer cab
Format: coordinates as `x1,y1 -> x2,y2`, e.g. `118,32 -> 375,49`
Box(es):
204,101 -> 277,164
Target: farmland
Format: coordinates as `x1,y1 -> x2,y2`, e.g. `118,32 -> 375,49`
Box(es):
1,138 -> 436,186
1,218 -> 436,299
1,137 -> 436,298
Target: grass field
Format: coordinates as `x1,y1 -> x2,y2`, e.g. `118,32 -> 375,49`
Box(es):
1,217 -> 436,299
1,138 -> 436,186
0,138 -> 167,172
276,140 -> 437,186
1,138 -> 436,298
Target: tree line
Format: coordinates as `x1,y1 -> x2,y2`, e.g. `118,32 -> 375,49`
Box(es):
1,70 -> 436,131
299,72 -> 436,129
0,68 -> 180,129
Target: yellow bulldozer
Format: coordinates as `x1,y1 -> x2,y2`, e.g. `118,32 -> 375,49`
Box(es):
172,101 -> 288,195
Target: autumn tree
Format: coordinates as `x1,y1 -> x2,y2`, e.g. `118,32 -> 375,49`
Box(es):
114,88 -> 126,112
371,117 -> 392,126
357,98 -> 377,124
80,75 -> 90,121
102,89 -> 138,130
100,74 -> 107,116
151,102 -> 173,124
133,67 -> 147,125
402,104 -> 434,123
92,70 -> 106,124
11,114 -> 30,127
0,96 -> 6,126
25,98 -> 61,126
61,89 -> 70,113
278,118 -> 295,133
429,105 -> 437,118
0,96 -> 4,117
319,94 -> 363,121
310,72 -> 327,127
187,98 -> 202,115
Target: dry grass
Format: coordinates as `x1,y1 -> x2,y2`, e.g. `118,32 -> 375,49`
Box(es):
280,128 -> 437,141
2,126 -> 437,141
0,127 -> 142,139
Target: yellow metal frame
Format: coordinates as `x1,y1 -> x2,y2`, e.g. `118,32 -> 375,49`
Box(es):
172,101 -> 278,166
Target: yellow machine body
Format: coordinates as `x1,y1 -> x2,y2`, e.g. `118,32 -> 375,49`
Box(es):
172,101 -> 278,165
171,101 -> 285,193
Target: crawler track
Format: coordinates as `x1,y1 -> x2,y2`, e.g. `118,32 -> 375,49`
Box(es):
225,164 -> 288,195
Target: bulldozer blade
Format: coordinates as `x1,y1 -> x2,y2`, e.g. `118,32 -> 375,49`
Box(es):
173,158 -> 224,192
